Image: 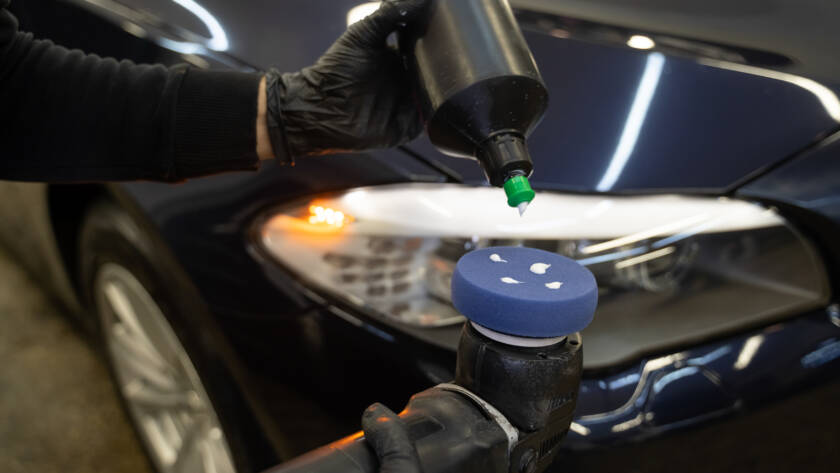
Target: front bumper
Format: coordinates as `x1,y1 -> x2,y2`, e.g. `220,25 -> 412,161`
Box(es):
570,306 -> 840,447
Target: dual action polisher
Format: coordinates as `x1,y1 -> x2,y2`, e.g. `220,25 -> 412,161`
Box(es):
271,247 -> 597,473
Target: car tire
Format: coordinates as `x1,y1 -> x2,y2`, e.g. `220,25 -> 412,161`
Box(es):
78,200 -> 258,473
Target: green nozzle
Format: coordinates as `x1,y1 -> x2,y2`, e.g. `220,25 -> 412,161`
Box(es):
503,175 -> 535,208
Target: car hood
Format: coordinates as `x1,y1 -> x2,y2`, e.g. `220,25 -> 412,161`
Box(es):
125,0 -> 840,192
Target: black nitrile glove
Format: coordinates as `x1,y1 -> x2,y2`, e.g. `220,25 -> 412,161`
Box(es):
362,402 -> 422,473
265,0 -> 427,163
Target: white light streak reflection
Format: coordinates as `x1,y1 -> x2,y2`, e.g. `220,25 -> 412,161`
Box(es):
596,52 -> 665,191
733,335 -> 765,370
347,2 -> 382,27
611,413 -> 644,433
170,0 -> 228,51
698,59 -> 840,123
570,422 -> 591,436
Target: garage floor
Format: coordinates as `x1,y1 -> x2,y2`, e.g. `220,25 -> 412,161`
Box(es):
0,246 -> 149,473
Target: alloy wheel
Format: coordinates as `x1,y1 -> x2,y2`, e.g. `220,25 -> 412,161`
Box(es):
95,263 -> 236,473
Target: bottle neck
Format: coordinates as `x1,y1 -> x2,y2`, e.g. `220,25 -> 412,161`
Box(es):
475,133 -> 534,187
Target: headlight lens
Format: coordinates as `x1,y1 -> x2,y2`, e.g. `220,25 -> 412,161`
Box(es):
258,184 -> 828,367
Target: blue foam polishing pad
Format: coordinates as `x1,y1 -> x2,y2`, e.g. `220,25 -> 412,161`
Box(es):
451,247 -> 598,338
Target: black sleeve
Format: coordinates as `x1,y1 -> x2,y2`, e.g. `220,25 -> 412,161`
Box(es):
0,0 -> 262,182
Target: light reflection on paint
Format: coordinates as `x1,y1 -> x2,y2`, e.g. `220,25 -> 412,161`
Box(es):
596,52 -> 665,191
646,354 -> 683,371
171,0 -> 228,50
733,334 -> 765,370
607,373 -> 641,390
121,21 -> 147,38
610,413 -> 643,433
801,338 -> 840,368
130,0 -> 228,54
697,59 -> 840,122
569,422 -> 591,436
652,366 -> 700,393
347,2 -> 382,27
687,345 -> 732,366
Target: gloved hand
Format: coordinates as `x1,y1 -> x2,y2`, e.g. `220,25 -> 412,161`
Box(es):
362,402 -> 422,473
265,0 -> 428,162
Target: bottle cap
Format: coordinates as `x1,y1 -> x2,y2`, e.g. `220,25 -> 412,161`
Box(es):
504,176 -> 536,208
451,247 -> 598,338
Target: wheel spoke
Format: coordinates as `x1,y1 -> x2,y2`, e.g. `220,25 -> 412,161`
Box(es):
159,411 -> 185,452
140,414 -> 179,467
96,263 -> 235,473
172,416 -> 210,473
102,282 -> 166,355
103,281 -> 154,346
111,339 -> 180,393
112,323 -> 173,375
200,429 -> 235,473
103,279 -> 181,368
124,381 -> 203,412
201,440 -> 219,473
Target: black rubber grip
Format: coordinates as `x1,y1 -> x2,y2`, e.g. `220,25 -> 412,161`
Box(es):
264,435 -> 377,473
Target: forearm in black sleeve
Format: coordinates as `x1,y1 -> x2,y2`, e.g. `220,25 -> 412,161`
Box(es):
0,1 -> 262,182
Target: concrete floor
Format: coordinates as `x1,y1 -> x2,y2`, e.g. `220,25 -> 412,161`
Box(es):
0,246 -> 150,473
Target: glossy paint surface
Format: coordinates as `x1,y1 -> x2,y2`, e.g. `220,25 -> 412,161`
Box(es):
410,31 -> 840,192
571,308 -> 840,446
60,0 -> 840,192
513,0 -> 840,85
739,131 -> 840,223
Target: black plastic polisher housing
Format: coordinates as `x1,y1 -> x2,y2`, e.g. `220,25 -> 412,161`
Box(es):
404,0 -> 549,210
265,246 -> 596,473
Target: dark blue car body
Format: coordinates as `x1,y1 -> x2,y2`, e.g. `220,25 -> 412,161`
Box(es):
4,0 -> 840,471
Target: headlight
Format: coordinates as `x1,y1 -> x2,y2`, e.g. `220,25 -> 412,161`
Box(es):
258,184 -> 828,367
